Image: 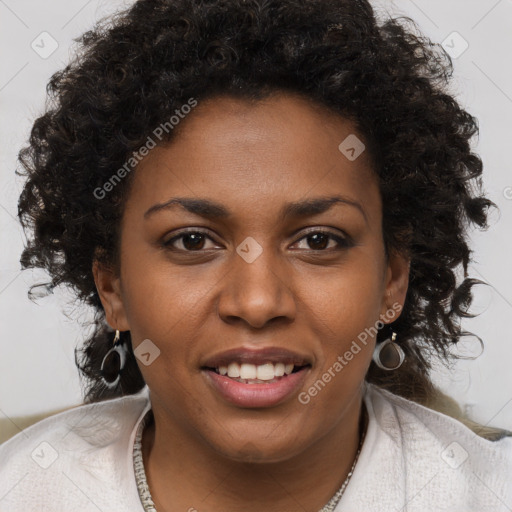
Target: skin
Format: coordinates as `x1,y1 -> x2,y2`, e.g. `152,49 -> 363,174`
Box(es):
93,92 -> 410,512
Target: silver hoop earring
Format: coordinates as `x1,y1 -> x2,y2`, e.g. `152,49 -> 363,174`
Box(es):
100,329 -> 127,388
372,331 -> 405,371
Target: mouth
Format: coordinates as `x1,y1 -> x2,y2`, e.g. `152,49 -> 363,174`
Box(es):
204,361 -> 308,384
200,347 -> 312,408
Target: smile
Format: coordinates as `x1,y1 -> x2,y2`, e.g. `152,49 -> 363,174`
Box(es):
214,362 -> 297,382
201,347 -> 312,408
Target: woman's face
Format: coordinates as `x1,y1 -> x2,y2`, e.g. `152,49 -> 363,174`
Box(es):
95,93 -> 409,462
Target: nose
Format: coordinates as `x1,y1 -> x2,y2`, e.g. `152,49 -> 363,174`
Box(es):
217,248 -> 297,329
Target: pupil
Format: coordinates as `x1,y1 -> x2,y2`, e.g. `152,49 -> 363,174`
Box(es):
308,233 -> 328,250
183,233 -> 205,250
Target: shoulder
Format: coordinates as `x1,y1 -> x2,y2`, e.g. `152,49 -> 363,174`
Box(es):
369,383 -> 512,442
366,383 -> 512,460
357,383 -> 512,510
0,387 -> 150,512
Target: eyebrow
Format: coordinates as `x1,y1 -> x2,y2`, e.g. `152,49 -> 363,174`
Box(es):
144,195 -> 368,224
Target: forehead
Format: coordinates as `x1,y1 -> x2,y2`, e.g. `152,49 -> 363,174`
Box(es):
173,93 -> 370,159
127,93 -> 380,223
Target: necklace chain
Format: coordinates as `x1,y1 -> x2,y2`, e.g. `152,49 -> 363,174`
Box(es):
133,406 -> 367,512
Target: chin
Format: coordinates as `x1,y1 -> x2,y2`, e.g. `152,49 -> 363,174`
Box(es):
206,428 -> 310,465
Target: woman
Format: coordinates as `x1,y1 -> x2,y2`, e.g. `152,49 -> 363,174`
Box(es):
1,0 -> 511,510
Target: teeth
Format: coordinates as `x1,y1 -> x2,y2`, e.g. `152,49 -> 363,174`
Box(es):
274,363 -> 285,376
240,363 -> 257,379
216,362 -> 301,380
256,363 -> 275,380
227,363 -> 240,378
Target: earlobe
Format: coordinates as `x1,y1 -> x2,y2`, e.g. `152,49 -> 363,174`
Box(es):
92,259 -> 130,331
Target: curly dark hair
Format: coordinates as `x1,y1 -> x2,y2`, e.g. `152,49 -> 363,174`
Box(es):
17,0 -> 496,410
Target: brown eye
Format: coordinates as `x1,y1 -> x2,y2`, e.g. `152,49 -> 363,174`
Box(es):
163,231 -> 217,251
305,233 -> 330,250
293,230 -> 352,251
180,233 -> 207,250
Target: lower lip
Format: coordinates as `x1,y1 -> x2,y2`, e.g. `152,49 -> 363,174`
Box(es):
202,367 -> 310,408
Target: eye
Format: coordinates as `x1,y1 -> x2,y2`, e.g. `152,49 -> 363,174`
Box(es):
162,228 -> 353,253
163,230 -> 219,251
292,229 -> 352,251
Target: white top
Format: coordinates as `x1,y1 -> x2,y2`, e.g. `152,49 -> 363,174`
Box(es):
1,383 -> 511,511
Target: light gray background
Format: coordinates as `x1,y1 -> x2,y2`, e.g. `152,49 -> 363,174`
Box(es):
1,0 -> 511,429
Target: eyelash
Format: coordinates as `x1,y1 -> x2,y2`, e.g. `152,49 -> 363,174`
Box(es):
162,228 -> 353,252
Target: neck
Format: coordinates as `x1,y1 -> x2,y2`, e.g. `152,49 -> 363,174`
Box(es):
141,393 -> 367,512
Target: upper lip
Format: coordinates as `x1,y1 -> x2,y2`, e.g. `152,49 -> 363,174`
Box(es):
201,347 -> 312,368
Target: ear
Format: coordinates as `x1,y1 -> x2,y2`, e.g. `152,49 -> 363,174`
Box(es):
380,249 -> 410,322
92,258 -> 130,331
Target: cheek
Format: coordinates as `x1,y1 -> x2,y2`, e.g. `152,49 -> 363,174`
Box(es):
312,259 -> 385,334
304,253 -> 385,381
120,267 -> 199,404
117,248 -> 204,373
297,267 -> 380,421
119,237 -> 207,329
